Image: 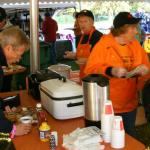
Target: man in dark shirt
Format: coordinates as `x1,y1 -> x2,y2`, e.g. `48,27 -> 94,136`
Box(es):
42,10 -> 58,64
0,27 -> 31,136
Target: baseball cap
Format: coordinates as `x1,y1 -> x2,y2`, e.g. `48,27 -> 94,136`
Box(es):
113,12 -> 141,29
77,10 -> 94,21
0,7 -> 7,22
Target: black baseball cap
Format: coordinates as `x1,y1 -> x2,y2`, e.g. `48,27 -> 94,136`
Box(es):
77,10 -> 94,21
0,7 -> 7,22
113,12 -> 141,29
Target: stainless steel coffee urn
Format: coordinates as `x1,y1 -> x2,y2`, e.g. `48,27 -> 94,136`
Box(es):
82,74 -> 109,128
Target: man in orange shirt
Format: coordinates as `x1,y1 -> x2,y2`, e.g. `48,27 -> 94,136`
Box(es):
64,10 -> 103,79
84,12 -> 150,137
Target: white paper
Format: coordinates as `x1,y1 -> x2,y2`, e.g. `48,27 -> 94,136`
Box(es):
63,126 -> 103,150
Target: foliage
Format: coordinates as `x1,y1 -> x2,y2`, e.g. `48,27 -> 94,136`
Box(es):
54,8 -> 75,24
54,1 -> 150,25
53,1 -> 150,34
79,1 -> 150,16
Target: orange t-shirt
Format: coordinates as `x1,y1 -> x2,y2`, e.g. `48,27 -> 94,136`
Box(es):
115,44 -> 134,71
84,33 -> 150,113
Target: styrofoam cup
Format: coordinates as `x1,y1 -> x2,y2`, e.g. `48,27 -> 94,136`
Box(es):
20,115 -> 33,124
102,100 -> 114,115
111,129 -> 125,149
112,116 -> 124,130
111,116 -> 125,149
101,114 -> 113,143
101,101 -> 114,143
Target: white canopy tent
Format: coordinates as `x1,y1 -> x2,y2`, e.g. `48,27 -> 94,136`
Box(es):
0,0 -> 149,4
0,2 -> 76,9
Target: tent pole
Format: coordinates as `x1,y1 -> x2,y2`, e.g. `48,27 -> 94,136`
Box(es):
30,0 -> 40,73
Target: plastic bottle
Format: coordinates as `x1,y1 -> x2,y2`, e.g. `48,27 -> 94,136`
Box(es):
36,103 -> 47,126
39,122 -> 50,142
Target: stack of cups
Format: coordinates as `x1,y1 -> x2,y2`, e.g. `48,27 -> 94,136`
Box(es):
111,116 -> 125,149
101,100 -> 114,143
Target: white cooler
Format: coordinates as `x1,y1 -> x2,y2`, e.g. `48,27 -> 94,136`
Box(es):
39,78 -> 84,120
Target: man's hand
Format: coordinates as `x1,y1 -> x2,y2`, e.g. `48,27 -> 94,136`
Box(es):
5,106 -> 17,113
15,123 -> 31,136
64,51 -> 76,59
75,58 -> 88,65
133,64 -> 149,76
112,67 -> 128,78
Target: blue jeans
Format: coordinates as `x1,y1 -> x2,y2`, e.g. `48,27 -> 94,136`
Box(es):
49,42 -> 57,64
116,109 -> 137,138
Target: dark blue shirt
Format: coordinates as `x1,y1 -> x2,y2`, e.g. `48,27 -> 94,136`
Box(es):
0,47 -> 13,133
0,46 -> 12,92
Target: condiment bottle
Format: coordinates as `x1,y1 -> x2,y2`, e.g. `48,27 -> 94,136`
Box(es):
36,103 -> 47,126
39,122 -> 50,142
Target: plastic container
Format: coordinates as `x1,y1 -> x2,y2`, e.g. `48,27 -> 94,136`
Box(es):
48,64 -> 71,78
39,122 -> 50,142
